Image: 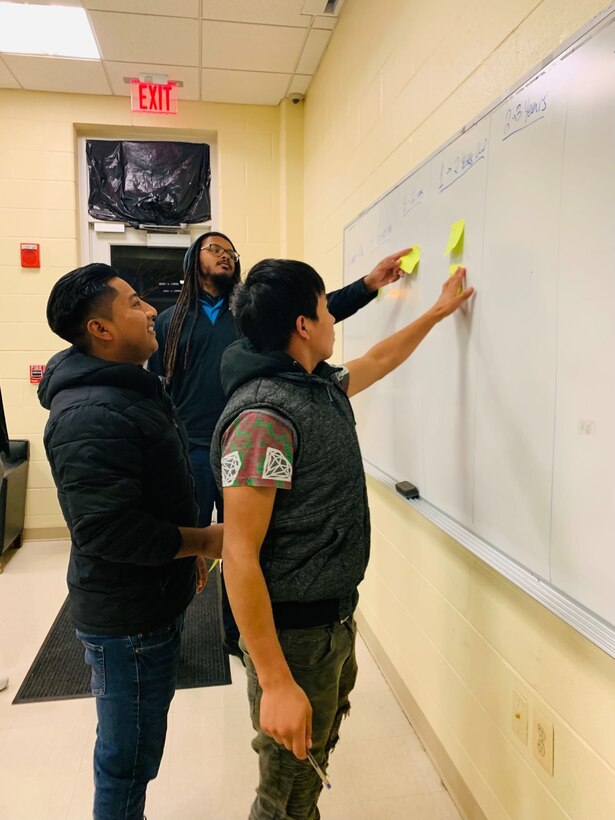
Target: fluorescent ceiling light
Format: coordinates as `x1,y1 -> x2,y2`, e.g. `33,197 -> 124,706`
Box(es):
0,2 -> 100,59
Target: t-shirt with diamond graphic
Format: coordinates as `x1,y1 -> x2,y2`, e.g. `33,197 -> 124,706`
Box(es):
220,410 -> 295,489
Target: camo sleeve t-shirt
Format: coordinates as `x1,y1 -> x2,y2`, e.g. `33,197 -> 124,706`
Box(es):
219,367 -> 349,490
220,410 -> 296,489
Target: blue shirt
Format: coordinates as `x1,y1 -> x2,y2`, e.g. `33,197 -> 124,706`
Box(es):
198,291 -> 225,325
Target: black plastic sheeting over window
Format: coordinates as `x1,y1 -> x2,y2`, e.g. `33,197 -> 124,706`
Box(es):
86,140 -> 211,227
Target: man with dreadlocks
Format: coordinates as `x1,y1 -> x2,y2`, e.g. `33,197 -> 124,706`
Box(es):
149,232 -> 409,656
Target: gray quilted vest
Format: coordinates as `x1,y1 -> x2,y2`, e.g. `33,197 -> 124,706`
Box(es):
211,371 -> 370,616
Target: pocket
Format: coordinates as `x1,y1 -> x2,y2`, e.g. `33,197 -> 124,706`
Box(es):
79,639 -> 105,696
278,626 -> 337,672
135,621 -> 178,653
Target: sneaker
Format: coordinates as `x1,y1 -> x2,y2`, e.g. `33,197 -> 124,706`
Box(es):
0,676 -> 8,692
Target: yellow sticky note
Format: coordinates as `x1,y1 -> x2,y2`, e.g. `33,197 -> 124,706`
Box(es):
449,263 -> 463,294
444,219 -> 465,255
399,245 -> 421,275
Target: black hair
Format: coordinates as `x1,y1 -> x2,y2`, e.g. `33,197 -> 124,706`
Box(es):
46,263 -> 119,349
232,259 -> 325,352
164,231 -> 241,382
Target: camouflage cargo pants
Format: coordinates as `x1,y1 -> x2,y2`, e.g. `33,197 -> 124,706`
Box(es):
242,618 -> 358,820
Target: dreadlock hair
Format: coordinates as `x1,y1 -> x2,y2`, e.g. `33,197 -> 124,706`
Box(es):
163,231 -> 241,383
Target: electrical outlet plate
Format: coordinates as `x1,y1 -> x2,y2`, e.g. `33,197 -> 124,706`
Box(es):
512,690 -> 528,744
533,710 -> 554,775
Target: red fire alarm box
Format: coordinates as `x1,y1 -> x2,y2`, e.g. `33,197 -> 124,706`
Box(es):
21,243 -> 40,268
29,364 -> 45,384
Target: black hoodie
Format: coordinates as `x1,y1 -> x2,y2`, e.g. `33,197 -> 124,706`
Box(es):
39,347 -> 198,634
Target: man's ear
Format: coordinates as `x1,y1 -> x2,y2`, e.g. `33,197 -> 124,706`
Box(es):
86,317 -> 113,342
294,315 -> 309,340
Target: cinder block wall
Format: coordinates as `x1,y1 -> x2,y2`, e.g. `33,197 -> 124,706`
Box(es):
0,92 -> 303,537
302,1 -> 615,818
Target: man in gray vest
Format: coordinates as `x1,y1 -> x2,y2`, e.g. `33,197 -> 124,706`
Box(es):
210,258 -> 474,820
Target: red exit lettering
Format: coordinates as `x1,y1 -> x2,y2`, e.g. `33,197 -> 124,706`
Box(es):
130,81 -> 178,115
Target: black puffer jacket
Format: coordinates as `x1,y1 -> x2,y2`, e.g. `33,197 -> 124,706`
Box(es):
38,347 -> 198,635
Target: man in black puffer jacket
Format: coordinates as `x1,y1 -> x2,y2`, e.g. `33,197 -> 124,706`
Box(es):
38,264 -> 222,820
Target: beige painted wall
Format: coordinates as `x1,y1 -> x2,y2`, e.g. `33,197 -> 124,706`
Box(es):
302,0 -> 615,818
2,1 -> 615,816
0,90 -> 303,535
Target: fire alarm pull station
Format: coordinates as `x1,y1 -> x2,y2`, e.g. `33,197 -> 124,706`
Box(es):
21,243 -> 40,268
29,364 -> 45,384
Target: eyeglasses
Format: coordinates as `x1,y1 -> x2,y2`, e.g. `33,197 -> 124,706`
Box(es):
200,243 -> 240,264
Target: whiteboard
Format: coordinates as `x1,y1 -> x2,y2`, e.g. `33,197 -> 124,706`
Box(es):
343,7 -> 615,657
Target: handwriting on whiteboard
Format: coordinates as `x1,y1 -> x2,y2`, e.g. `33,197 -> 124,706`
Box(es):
403,187 -> 425,216
502,93 -> 548,141
370,222 -> 392,254
439,138 -> 488,193
349,244 -> 364,266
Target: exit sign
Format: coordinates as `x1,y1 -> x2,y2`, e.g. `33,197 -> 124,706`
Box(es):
130,80 -> 178,115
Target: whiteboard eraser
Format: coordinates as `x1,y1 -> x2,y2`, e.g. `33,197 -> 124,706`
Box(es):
395,481 -> 419,499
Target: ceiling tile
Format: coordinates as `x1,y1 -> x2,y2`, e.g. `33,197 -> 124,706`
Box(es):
313,15 -> 338,30
300,0 -> 330,14
202,69 -> 290,105
287,74 -> 311,95
0,58 -> 19,89
89,11 -> 199,66
303,0 -> 346,16
8,0 -> 83,5
83,0 -> 199,17
2,55 -> 111,94
296,27 -> 331,74
201,0 -> 308,27
202,21 -> 306,73
0,2 -> 345,102
104,62 -> 200,100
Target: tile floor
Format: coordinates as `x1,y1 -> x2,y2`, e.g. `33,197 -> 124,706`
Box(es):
0,540 -> 462,820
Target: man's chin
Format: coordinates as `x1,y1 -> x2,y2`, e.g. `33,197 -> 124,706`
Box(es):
209,272 -> 236,296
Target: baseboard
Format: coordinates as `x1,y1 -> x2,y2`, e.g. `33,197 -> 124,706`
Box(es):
356,610 -> 487,820
23,526 -> 69,541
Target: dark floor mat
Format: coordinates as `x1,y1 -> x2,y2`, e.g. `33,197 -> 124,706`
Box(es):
13,573 -> 231,704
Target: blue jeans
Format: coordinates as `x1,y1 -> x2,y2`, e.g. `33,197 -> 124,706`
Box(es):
189,445 -> 239,645
77,612 -> 184,820
189,444 -> 223,527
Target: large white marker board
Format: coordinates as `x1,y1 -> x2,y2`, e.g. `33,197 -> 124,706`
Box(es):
343,7 -> 615,657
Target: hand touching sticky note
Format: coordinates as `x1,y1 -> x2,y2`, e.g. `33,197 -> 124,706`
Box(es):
450,263 -> 464,294
399,246 -> 421,274
444,219 -> 465,255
